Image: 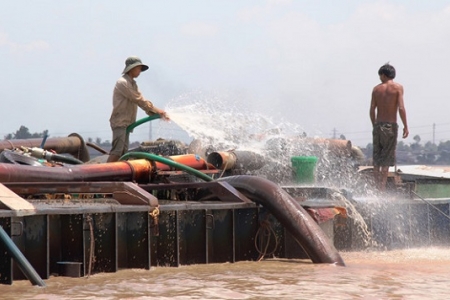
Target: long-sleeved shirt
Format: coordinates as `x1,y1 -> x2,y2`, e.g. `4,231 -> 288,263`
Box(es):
109,74 -> 158,128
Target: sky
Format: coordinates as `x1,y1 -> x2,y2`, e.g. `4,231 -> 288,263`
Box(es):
1,0 -> 450,147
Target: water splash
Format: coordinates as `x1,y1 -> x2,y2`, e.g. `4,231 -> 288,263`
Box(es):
165,91 -> 303,153
162,91 -> 395,248
331,191 -> 373,247
164,91 -> 374,190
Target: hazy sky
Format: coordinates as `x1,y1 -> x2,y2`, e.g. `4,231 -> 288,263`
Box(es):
1,0 -> 450,147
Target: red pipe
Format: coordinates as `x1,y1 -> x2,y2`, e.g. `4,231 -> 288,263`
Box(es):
0,159 -> 152,183
0,152 -> 217,183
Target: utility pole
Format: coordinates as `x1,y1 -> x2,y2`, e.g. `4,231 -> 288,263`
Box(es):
149,122 -> 153,141
433,123 -> 435,144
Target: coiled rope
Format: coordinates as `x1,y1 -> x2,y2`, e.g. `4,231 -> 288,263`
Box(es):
254,219 -> 279,261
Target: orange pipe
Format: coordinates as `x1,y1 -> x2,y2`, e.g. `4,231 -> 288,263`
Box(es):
154,154 -> 209,171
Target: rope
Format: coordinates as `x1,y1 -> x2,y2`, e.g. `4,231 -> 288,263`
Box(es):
149,206 -> 160,236
6,140 -> 15,150
411,191 -> 450,221
149,206 -> 160,219
218,150 -> 234,179
218,159 -> 229,179
86,215 -> 95,278
254,219 -> 279,262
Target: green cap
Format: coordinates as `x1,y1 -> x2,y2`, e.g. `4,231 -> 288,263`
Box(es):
122,56 -> 149,74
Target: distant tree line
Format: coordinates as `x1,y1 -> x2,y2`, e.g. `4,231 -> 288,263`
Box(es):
364,134 -> 450,165
4,126 -> 48,140
6,126 -> 450,165
86,137 -> 112,147
3,126 -> 112,147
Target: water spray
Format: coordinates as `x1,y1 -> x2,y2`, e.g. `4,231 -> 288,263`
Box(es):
412,191 -> 450,221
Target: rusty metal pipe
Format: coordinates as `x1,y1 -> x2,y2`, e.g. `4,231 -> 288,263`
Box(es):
0,152 -> 214,184
0,159 -> 152,183
218,175 -> 345,266
206,151 -> 236,170
303,138 -> 352,156
0,133 -> 90,162
207,151 -> 265,171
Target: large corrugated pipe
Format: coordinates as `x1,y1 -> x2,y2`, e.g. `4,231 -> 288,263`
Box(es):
0,159 -> 152,183
0,133 -> 90,162
217,175 -> 345,266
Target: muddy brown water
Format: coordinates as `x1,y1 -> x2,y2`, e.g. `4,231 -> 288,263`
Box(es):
1,248 -> 449,299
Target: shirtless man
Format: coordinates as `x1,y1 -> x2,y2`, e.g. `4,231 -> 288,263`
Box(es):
370,63 -> 409,191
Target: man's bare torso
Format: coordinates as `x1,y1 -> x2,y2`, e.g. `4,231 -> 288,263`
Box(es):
371,81 -> 403,123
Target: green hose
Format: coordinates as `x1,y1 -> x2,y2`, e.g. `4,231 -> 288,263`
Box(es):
120,152 -> 213,182
124,116 -> 213,181
126,115 -> 161,134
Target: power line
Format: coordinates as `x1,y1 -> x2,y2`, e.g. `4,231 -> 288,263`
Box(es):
343,122 -> 450,136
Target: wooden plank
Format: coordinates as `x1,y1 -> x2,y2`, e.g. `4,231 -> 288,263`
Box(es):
113,182 -> 158,206
0,183 -> 35,211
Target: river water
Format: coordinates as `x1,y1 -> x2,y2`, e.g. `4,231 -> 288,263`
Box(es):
2,247 -> 449,299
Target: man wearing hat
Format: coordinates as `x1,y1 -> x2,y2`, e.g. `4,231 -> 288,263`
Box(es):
107,56 -> 170,162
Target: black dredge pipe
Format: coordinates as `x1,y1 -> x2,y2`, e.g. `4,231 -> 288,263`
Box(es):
218,175 -> 345,266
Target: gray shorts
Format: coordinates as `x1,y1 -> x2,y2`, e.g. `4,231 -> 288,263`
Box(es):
372,122 -> 398,166
109,127 -> 129,157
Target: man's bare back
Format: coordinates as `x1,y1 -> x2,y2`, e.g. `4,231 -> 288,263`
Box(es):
371,81 -> 403,123
370,76 -> 408,138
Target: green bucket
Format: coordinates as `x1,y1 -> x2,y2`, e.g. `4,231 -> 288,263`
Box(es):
291,156 -> 318,183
